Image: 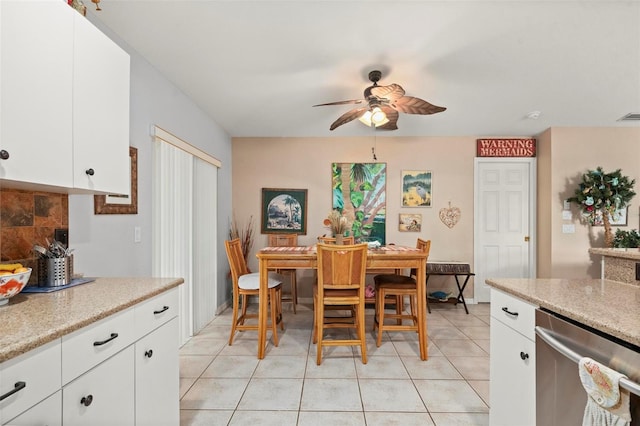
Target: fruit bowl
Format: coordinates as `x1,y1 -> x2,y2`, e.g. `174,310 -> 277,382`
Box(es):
0,268 -> 32,306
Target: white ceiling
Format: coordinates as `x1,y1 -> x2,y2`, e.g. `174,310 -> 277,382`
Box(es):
87,0 -> 640,138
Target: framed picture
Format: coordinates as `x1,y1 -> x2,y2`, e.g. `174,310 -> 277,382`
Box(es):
399,214 -> 422,232
332,162 -> 387,244
261,188 -> 307,234
593,207 -> 628,226
94,147 -> 138,214
401,170 -> 432,207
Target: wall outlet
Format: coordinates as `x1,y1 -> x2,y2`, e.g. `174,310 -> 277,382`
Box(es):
562,224 -> 575,234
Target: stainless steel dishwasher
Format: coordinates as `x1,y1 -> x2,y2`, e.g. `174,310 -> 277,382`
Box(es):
535,308 -> 640,425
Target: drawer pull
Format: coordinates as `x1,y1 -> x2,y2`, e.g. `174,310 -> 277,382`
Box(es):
85,168 -> 95,176
93,332 -> 118,346
520,351 -> 529,360
154,306 -> 169,315
145,349 -> 153,358
81,394 -> 93,407
501,307 -> 519,317
0,381 -> 26,401
0,149 -> 9,160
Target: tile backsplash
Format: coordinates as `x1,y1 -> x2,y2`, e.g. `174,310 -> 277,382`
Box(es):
0,188 -> 68,284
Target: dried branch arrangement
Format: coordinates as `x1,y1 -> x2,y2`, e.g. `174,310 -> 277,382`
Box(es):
229,214 -> 255,263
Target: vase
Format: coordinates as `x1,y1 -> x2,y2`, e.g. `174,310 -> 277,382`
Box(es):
335,234 -> 344,245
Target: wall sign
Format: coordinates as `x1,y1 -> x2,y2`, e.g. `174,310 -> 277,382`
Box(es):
476,138 -> 536,157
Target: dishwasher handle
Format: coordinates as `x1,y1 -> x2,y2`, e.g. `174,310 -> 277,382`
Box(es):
535,325 -> 640,397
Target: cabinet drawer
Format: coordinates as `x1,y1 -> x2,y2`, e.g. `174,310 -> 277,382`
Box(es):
62,308 -> 135,385
490,289 -> 536,341
0,339 -> 61,425
3,390 -> 61,426
134,288 -> 179,339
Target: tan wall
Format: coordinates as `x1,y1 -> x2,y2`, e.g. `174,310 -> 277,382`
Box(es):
232,136 -> 479,299
232,127 -> 640,299
544,127 -> 640,278
536,129 -> 553,277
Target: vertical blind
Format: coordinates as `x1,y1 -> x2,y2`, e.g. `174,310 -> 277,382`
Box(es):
152,126 -> 219,345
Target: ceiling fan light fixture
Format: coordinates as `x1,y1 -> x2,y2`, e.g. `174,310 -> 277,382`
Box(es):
359,107 -> 389,127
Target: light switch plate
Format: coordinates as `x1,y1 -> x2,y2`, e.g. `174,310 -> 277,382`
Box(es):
562,211 -> 572,220
562,224 -> 575,233
134,226 -> 141,243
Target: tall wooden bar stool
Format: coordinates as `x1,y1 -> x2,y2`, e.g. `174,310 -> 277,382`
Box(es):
225,238 -> 284,346
268,234 -> 299,313
372,239 -> 431,347
313,243 -> 368,365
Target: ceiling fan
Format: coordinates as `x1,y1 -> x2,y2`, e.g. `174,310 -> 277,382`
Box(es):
313,70 -> 446,131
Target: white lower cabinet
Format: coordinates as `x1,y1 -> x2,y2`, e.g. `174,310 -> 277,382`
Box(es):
0,287 -> 179,425
6,391 -> 62,426
489,289 -> 536,426
135,318 -> 179,426
62,346 -> 134,426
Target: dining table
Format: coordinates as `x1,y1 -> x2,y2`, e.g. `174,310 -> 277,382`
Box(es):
256,244 -> 430,360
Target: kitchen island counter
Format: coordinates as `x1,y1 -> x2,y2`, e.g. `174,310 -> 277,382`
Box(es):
485,277 -> 640,347
0,277 -> 183,363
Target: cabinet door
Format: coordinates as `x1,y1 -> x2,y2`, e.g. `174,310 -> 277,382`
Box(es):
489,318 -> 536,426
4,390 -> 61,426
62,346 -> 134,426
0,0 -> 73,189
135,318 -> 179,426
72,13 -> 130,194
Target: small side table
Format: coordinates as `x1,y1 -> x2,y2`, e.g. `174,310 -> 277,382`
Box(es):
425,261 -> 474,314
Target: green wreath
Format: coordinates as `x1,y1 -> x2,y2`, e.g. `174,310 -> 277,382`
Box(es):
568,167 -> 635,225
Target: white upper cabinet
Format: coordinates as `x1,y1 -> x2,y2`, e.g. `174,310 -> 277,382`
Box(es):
72,12 -> 130,194
0,0 -> 74,189
0,0 -> 130,194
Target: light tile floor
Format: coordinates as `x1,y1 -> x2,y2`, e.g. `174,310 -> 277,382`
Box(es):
179,301 -> 491,426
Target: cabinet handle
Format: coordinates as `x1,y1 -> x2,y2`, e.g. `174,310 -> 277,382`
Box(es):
520,351 -> 529,360
153,305 -> 169,315
0,150 -> 9,160
501,307 -> 519,317
93,332 -> 118,346
145,349 -> 153,358
85,168 -> 95,176
80,394 -> 93,407
0,381 -> 26,401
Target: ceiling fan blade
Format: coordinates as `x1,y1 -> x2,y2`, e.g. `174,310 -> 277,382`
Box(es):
329,107 -> 369,130
377,106 -> 399,130
369,83 -> 405,101
392,96 -> 446,115
313,99 -> 365,107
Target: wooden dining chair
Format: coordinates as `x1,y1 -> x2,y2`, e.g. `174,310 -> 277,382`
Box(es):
225,238 -> 284,346
372,238 -> 431,347
319,236 -> 355,245
312,242 -> 369,365
268,234 -> 299,314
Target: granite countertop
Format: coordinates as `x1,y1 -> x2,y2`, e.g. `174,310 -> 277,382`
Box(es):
589,247 -> 640,260
485,278 -> 640,347
0,277 -> 183,363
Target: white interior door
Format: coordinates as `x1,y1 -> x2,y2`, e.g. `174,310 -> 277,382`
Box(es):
474,158 -> 536,302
